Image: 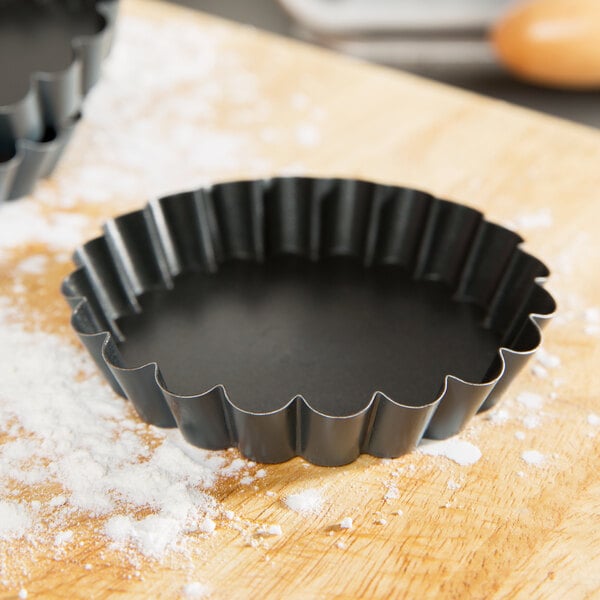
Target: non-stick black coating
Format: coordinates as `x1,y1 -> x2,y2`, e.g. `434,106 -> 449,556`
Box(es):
117,256 -> 501,416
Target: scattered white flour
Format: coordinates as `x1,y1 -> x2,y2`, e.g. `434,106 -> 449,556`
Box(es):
335,541 -> 347,550
18,589 -> 28,600
0,203 -> 92,259
515,431 -> 526,441
521,450 -> 546,466
0,6 -> 330,592
283,489 -> 324,515
522,415 -> 541,430
54,530 -> 74,546
60,18 -> 258,203
13,14 -> 325,218
588,414 -> 600,427
105,514 -> 193,559
513,209 -> 553,230
48,495 -> 67,508
182,582 -> 211,599
16,254 -> 48,275
257,525 -> 282,537
536,348 -> 561,370
531,364 -> 548,379
517,392 -> 543,410
0,4 -> 312,566
0,501 -> 32,540
377,518 -> 387,525
384,486 -> 400,501
485,408 -> 509,425
199,518 -> 216,535
295,123 -> 321,147
393,509 -> 404,517
584,308 -> 600,335
419,438 -> 482,466
0,314 -> 251,563
447,479 -> 461,490
290,92 -> 310,111
339,517 -> 353,530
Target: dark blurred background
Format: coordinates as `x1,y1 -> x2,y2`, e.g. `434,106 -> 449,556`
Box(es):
170,0 -> 600,128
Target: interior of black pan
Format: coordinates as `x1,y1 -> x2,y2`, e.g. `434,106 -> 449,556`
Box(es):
0,0 -> 102,106
116,256 -> 502,416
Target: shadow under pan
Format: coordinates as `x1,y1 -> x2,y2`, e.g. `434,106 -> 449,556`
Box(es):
116,257 -> 501,416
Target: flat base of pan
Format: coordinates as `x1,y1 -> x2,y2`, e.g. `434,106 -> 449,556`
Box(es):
117,256 -> 501,416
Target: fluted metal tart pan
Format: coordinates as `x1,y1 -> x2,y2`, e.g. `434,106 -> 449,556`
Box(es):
62,177 -> 555,465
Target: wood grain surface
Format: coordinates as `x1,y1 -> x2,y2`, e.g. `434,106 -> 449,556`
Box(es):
1,1 -> 600,598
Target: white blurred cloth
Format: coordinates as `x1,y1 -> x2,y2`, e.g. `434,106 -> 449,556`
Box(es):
277,0 -> 512,35
277,0 -> 513,72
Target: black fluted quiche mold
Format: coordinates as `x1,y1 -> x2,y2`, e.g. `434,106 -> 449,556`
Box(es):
62,177 -> 555,466
0,0 -> 119,202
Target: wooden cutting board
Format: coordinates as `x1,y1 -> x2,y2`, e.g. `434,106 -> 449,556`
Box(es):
1,1 -> 599,598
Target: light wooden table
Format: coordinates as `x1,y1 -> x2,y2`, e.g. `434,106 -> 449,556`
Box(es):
1,1 -> 600,598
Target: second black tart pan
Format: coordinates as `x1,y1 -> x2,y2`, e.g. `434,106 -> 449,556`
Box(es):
0,0 -> 119,202
62,177 -> 556,466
